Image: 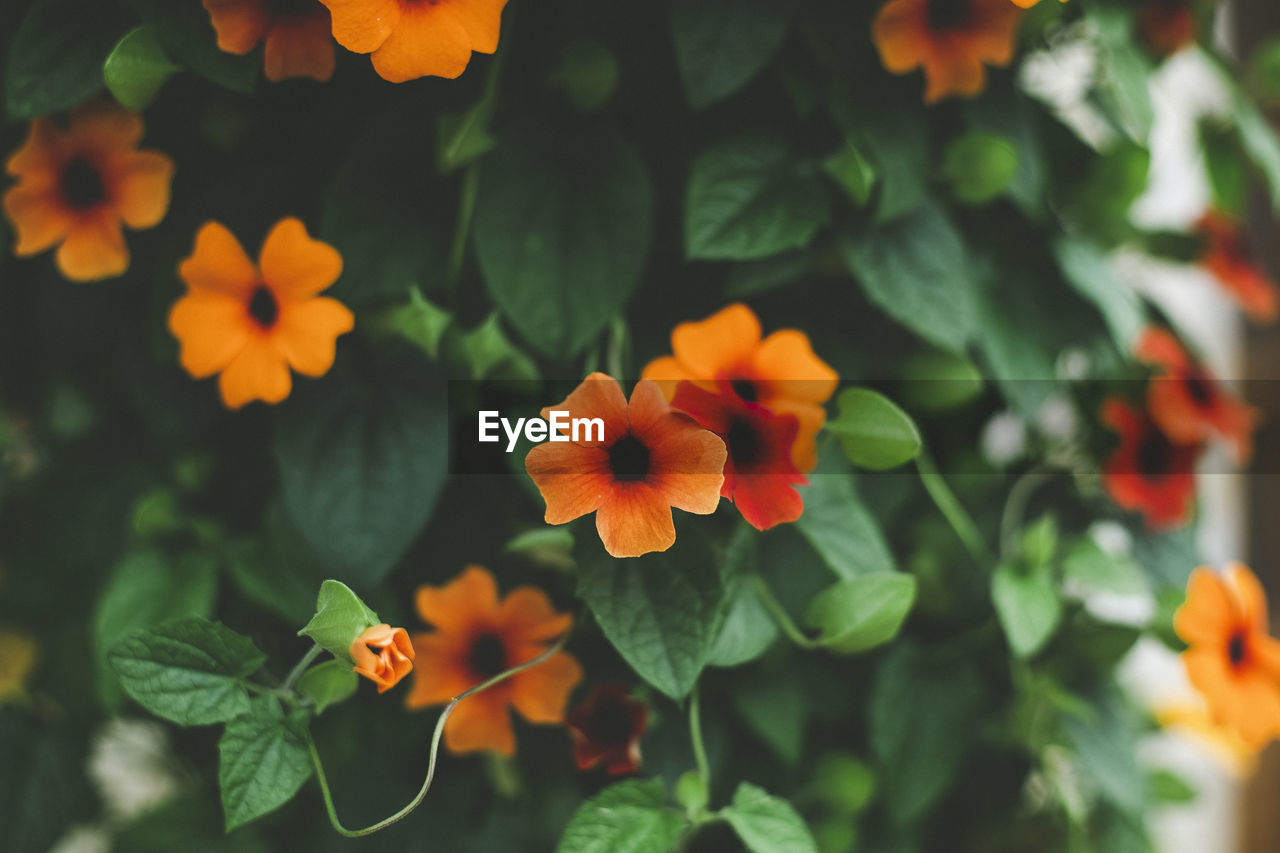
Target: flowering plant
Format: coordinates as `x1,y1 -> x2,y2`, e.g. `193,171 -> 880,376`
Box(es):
4,1 -> 1280,851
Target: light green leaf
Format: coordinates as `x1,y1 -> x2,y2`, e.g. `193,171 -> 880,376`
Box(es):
297,580 -> 379,663
463,314 -> 541,382
670,0 -> 792,109
1147,768 -> 1197,805
794,453 -> 895,578
475,124 -> 654,359
808,754 -> 876,817
898,350 -> 985,412
109,618 -> 265,726
722,783 -> 819,853
943,134 -> 1018,205
1020,514 -> 1059,568
577,532 -> 724,700
804,573 -> 917,655
1061,539 -> 1148,596
296,660 -> 358,714
708,525 -> 778,668
218,697 -> 312,830
103,25 -> 177,110
556,779 -> 686,853
685,133 -> 831,261
827,388 -> 922,470
822,140 -> 877,207
992,562 -> 1063,659
380,289 -> 454,359
843,202 -> 978,353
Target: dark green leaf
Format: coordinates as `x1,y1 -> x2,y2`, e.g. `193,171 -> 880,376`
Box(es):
708,527 -> 778,667
296,660 -> 358,714
722,782 -> 819,853
670,0 -> 792,109
218,697 -> 313,830
475,124 -> 654,358
804,573 -> 917,654
556,779 -> 686,853
6,0 -> 124,119
794,452 -> 895,578
126,0 -> 257,94
109,618 -> 265,726
686,133 -> 830,261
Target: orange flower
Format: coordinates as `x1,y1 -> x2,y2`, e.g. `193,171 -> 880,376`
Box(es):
168,218 -> 354,409
406,566 -> 582,756
524,374 -> 726,559
1100,397 -> 1201,530
1174,565 -> 1280,749
203,0 -> 336,82
872,0 -> 1025,104
350,623 -> 415,692
1197,211 -> 1279,324
1135,327 -> 1257,463
3,101 -> 173,282
565,684 -> 648,775
1010,0 -> 1065,6
671,381 -> 807,531
640,304 -> 837,472
1137,0 -> 1197,59
317,0 -> 507,83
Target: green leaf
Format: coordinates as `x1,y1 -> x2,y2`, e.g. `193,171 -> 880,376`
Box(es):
942,134 -> 1018,205
296,660 -> 358,714
822,140 -> 877,207
103,25 -> 177,110
1054,239 -> 1145,352
437,103 -> 498,175
556,779 -> 686,853
804,573 -> 917,655
1147,768 -> 1196,805
463,314 -> 541,382
475,124 -> 654,359
1092,6 -> 1155,141
380,289 -> 454,359
733,672 -> 807,765
832,96 -> 929,222
225,506 -> 330,626
1233,89 -> 1280,214
548,37 -> 620,113
991,562 -> 1062,659
870,642 -> 983,824
725,250 -> 811,298
274,349 -> 449,585
685,133 -> 830,261
218,697 -> 313,831
827,388 -> 922,470
1064,693 -> 1145,816
577,532 -> 724,700
708,527 -> 778,667
297,580 -> 380,663
843,202 -> 978,353
94,549 -> 218,709
126,0 -> 257,94
808,754 -> 876,817
6,0 -> 125,119
1061,539 -> 1148,596
1020,514 -> 1059,568
722,783 -> 819,853
794,453 -> 895,578
670,0 -> 792,109
898,350 -> 985,412
674,771 -> 708,816
109,618 -> 266,726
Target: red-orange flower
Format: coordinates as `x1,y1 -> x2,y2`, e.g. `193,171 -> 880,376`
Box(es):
524,374 -> 727,559
871,0 -> 1025,104
350,623 -> 414,692
406,566 -> 582,756
204,0 -> 336,82
1175,565 -> 1280,749
1010,0 -> 1066,6
168,218 -> 354,409
671,381 -> 807,531
1135,327 -> 1257,463
317,0 -> 507,83
3,102 -> 173,282
640,304 -> 837,472
1100,397 -> 1202,530
565,684 -> 648,775
1197,211 -> 1278,323
1137,0 -> 1197,59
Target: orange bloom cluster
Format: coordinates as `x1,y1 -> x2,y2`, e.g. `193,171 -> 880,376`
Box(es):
317,0 -> 508,83
1100,396 -> 1201,530
406,566 -> 581,755
872,0 -> 1025,104
350,623 -> 415,692
168,218 -> 354,409
525,374 -> 727,558
204,0 -> 337,82
1176,565 -> 1280,749
3,102 -> 173,282
1197,211 -> 1279,324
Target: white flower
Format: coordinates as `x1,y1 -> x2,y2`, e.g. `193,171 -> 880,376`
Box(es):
87,718 -> 179,821
981,412 -> 1027,468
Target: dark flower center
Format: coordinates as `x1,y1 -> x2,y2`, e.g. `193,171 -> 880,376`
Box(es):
727,419 -> 760,467
248,286 -> 279,328
609,434 -> 651,482
59,156 -> 106,209
926,0 -> 971,31
590,697 -> 638,746
1228,631 -> 1247,667
1184,372 -> 1213,408
730,378 -> 758,403
1136,429 -> 1172,477
469,632 -> 507,678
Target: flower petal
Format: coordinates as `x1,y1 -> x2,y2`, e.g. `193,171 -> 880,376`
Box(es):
443,687 -> 515,755
259,217 -> 343,299
1229,563 -> 1270,634
318,0 -> 400,53
179,222 -> 259,297
752,329 -> 838,404
6,118 -> 66,181
671,303 -> 762,381
539,372 -> 629,444
1175,568 -> 1235,647
274,296 -> 353,377
216,336 -> 293,408
168,291 -> 254,377
55,213 -> 129,281
405,632 -> 474,707
595,485 -> 677,558
415,565 -> 499,633
112,150 -> 174,230
509,651 -> 582,724
263,13 -> 336,82
3,185 -> 73,255
448,0 -> 507,54
525,441 -> 611,524
496,587 -> 572,646
67,101 -> 144,156
202,0 -> 270,54
639,355 -> 699,401
370,2 -> 472,82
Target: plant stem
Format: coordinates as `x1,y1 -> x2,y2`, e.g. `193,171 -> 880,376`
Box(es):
282,644 -> 323,693
310,628 -> 572,838
689,684 -> 711,794
750,575 -> 817,650
915,449 -> 992,569
998,465 -> 1053,559
446,165 -> 480,295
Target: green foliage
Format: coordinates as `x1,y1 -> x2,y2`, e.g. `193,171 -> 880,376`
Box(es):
804,573 -> 917,655
992,562 -> 1063,659
218,697 -> 313,830
103,25 -> 177,110
6,0 -> 124,119
721,782 -> 819,853
943,134 -> 1019,205
125,0 -> 257,93
556,780 -> 686,853
296,660 -> 358,714
670,0 -> 793,110
296,580 -> 379,663
794,453 -> 896,578
827,388 -> 923,470
109,618 -> 266,726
